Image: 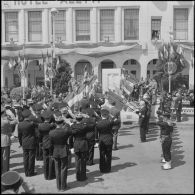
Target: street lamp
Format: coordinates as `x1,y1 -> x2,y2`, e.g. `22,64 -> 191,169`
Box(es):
50,8 -> 58,96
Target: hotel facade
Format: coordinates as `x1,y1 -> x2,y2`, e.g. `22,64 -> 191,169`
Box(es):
1,1 -> 194,89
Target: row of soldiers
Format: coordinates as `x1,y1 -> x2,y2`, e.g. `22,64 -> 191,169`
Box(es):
1,94 -> 121,192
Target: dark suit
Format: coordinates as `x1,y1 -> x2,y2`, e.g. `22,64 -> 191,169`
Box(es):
82,117 -> 96,165
38,122 -> 56,180
18,119 -> 37,176
49,124 -> 72,191
139,106 -> 147,142
71,122 -> 89,181
96,119 -> 115,173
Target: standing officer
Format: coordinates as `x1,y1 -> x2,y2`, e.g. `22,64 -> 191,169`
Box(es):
138,100 -> 147,142
95,109 -> 116,173
175,92 -> 182,122
156,112 -> 174,170
18,109 -> 37,177
49,112 -> 72,191
70,113 -> 89,181
38,110 -> 56,180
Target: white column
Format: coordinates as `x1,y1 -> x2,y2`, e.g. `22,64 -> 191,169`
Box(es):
189,54 -> 194,89
188,5 -> 194,41
115,7 -> 122,42
140,63 -> 148,80
66,8 -> 73,44
42,9 -> 49,44
91,7 -> 97,43
19,9 -> 25,44
2,11 -> 5,45
1,61 -> 5,88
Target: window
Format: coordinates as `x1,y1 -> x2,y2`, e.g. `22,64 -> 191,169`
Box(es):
153,59 -> 157,64
147,70 -> 150,78
131,71 -> 136,77
124,9 -> 139,40
153,70 -> 157,75
55,10 -> 66,41
100,9 -> 115,41
28,11 -> 42,42
131,59 -> 136,65
75,10 -> 90,41
151,18 -> 161,40
5,12 -> 18,42
174,8 -> 188,40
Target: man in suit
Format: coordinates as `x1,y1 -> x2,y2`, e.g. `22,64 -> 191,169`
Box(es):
70,113 -> 90,181
95,109 -> 118,173
49,112 -> 72,191
18,109 -> 37,177
38,110 -> 56,180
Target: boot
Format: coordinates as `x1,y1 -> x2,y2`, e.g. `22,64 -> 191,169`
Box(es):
162,161 -> 171,170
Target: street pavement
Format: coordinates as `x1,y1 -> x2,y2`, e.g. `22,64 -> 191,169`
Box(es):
9,116 -> 194,194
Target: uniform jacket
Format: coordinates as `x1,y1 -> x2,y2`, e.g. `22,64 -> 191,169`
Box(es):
82,117 -> 96,140
156,121 -> 173,136
108,106 -> 121,130
38,122 -> 55,149
49,125 -> 72,158
139,106 -> 147,127
18,119 -> 37,149
71,122 -> 89,153
95,119 -> 115,145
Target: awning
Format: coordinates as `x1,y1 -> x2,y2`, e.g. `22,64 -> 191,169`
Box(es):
1,42 -> 140,60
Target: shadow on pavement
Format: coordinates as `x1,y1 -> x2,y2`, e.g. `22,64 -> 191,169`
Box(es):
117,144 -> 134,150
67,162 -> 137,190
146,125 -> 159,142
171,126 -> 186,169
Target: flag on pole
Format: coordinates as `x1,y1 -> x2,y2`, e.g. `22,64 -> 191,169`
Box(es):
169,44 -> 175,60
176,45 -> 183,55
8,58 -> 15,69
56,55 -> 61,70
163,45 -> 168,59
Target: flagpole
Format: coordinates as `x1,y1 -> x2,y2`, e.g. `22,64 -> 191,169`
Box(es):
22,43 -> 25,100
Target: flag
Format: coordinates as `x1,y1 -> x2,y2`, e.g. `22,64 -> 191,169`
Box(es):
159,51 -> 164,60
180,57 -> 185,67
163,45 -> 168,59
56,55 -> 61,70
169,44 -> 175,60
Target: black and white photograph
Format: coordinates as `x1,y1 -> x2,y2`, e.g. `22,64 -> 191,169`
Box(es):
1,1 -> 194,194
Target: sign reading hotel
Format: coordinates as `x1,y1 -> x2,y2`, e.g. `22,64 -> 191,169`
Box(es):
2,1 -> 101,9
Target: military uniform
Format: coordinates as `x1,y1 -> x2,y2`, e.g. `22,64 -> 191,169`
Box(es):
71,114 -> 89,181
49,114 -> 72,191
156,113 -> 174,170
38,111 -> 56,180
18,110 -> 37,177
95,109 -> 116,173
139,102 -> 147,142
175,95 -> 182,122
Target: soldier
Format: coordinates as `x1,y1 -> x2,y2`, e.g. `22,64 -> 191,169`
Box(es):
143,93 -> 151,134
49,112 -> 72,191
175,92 -> 182,122
38,110 -> 56,180
18,109 -> 37,177
1,106 -> 18,174
70,113 -> 89,181
156,112 -> 174,170
95,109 -> 117,173
138,100 -> 147,142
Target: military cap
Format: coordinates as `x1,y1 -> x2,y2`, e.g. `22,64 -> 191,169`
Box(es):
1,171 -> 23,192
41,110 -> 52,120
101,109 -> 109,117
22,109 -> 32,118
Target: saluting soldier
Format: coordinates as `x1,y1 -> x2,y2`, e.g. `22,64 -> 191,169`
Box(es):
38,110 -> 56,180
138,100 -> 147,142
155,112 -> 174,170
49,112 -> 72,191
18,110 -> 37,177
95,109 -> 117,173
70,113 -> 89,181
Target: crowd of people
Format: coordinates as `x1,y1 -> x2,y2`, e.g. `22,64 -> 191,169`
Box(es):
1,77 -> 194,193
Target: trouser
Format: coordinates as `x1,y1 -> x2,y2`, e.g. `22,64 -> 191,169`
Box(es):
145,116 -> 150,133
53,157 -> 68,191
43,148 -> 55,180
176,109 -> 181,122
99,143 -> 112,173
140,125 -> 146,142
1,146 -> 10,175
23,149 -> 36,176
161,138 -> 172,162
112,129 -> 119,149
35,141 -> 43,161
86,140 -> 95,165
75,151 -> 87,181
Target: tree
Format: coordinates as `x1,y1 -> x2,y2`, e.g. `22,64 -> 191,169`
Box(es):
154,42 -> 188,92
52,59 -> 72,95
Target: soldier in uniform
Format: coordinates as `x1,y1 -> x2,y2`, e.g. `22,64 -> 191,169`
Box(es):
138,100 -> 147,142
49,112 -> 72,191
18,110 -> 37,177
175,92 -> 182,122
95,109 -> 118,173
70,113 -> 89,181
143,93 -> 151,134
156,112 -> 174,170
38,110 -> 56,180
